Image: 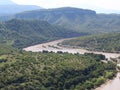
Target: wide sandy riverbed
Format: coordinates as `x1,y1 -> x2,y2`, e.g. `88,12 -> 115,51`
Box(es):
23,38 -> 120,60
95,72 -> 120,90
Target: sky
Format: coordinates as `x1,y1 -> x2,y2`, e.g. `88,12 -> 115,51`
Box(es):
11,0 -> 120,13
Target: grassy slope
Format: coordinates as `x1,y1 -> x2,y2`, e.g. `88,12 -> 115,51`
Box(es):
62,33 -> 120,52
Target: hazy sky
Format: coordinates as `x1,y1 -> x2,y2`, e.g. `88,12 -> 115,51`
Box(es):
11,0 -> 120,13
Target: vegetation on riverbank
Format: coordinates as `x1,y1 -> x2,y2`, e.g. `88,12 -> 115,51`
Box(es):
62,33 -> 120,52
0,47 -> 117,90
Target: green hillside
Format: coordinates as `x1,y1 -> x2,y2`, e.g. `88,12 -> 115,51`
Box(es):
62,33 -> 120,52
0,19 -> 85,48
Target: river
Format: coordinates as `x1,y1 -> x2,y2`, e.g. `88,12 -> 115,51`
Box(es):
23,38 -> 120,90
23,38 -> 120,60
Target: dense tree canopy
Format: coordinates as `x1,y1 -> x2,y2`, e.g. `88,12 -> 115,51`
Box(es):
0,48 -> 116,90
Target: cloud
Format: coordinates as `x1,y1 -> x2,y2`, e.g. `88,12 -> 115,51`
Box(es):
12,0 -> 86,8
89,0 -> 120,10
12,0 -> 120,11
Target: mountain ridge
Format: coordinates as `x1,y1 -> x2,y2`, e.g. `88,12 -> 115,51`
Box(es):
1,7 -> 120,35
0,0 -> 42,15
11,7 -> 120,34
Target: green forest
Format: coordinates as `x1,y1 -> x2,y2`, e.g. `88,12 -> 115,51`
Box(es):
0,47 -> 116,90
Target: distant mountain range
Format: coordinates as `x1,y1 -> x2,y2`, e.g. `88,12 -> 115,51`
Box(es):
0,7 -> 120,34
0,1 -> 120,35
5,7 -> 120,34
0,0 -> 42,15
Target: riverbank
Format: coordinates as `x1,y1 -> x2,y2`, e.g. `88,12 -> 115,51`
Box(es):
95,72 -> 120,90
23,38 -> 120,60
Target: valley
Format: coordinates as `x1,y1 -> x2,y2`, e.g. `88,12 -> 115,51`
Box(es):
0,1 -> 120,89
24,38 -> 120,90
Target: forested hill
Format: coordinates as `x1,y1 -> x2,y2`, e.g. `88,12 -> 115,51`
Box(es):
15,7 -> 96,20
62,33 -> 120,52
14,7 -> 97,33
10,7 -> 120,33
0,19 -> 85,48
